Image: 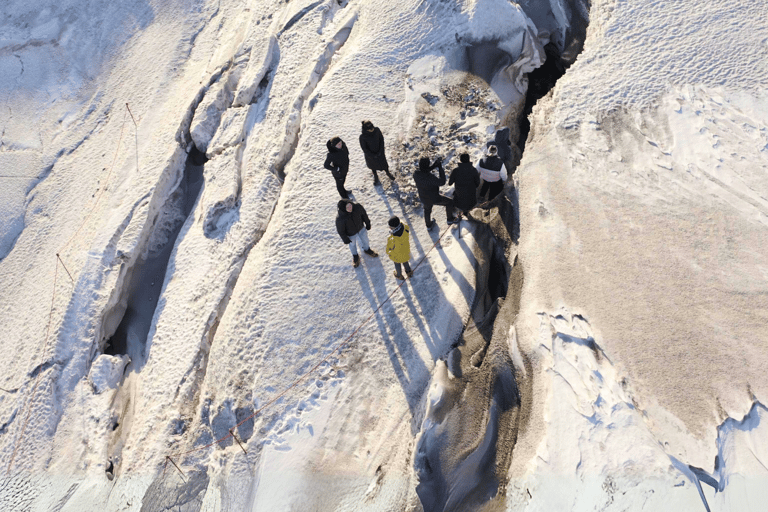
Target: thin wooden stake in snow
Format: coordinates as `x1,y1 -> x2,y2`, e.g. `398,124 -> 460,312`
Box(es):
56,253 -> 74,283
166,456 -> 186,482
125,103 -> 139,174
230,429 -> 248,455
125,103 -> 138,126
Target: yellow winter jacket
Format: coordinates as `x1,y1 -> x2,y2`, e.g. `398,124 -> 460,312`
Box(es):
386,224 -> 411,263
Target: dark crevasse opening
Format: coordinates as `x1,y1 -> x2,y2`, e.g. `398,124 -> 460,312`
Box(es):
517,42 -> 567,154
517,0 -> 590,153
487,241 -> 508,302
104,146 -> 206,365
414,3 -> 590,511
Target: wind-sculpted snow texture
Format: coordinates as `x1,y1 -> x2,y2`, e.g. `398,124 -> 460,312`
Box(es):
0,0 -> 155,260
557,0 -> 768,114
0,0 -> 221,476
503,311 -> 768,511
518,0 -> 768,429
1,0 -> 767,510
512,0 -> 768,509
0,0 -> 535,509
174,2 -> 536,509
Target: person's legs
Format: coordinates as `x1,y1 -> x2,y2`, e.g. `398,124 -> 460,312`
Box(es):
433,194 -> 455,221
454,193 -> 471,216
347,233 -> 360,256
488,180 -> 504,200
423,202 -> 434,227
347,233 -> 361,267
356,228 -> 370,251
336,181 -> 348,198
403,261 -> 412,274
479,180 -> 490,201
372,170 -> 381,185
354,228 -> 378,257
394,262 -> 402,274
335,177 -> 348,198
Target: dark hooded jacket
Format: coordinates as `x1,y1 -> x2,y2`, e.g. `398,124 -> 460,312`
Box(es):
359,127 -> 389,170
488,128 -> 513,163
487,127 -> 517,173
413,158 -> 446,204
336,199 -> 371,244
324,140 -> 349,180
449,161 -> 480,211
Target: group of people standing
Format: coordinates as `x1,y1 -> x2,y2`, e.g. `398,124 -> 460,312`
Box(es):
417,144 -> 509,224
328,120 -> 509,280
325,120 -> 395,199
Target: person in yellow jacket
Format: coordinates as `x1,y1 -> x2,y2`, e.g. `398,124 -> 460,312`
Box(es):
386,216 -> 414,280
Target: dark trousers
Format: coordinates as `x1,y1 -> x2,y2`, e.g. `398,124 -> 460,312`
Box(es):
334,176 -> 348,198
480,180 -> 504,201
395,261 -> 412,275
423,195 -> 455,226
454,190 -> 477,215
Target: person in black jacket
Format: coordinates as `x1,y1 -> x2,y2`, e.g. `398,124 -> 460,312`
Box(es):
336,199 -> 378,267
324,136 -> 350,198
413,156 -> 456,229
448,153 -> 480,214
359,120 -> 395,186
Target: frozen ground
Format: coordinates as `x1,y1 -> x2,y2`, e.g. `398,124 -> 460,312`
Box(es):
1,0 -> 767,511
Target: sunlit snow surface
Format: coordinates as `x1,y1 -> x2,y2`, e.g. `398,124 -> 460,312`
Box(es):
0,0 -> 767,510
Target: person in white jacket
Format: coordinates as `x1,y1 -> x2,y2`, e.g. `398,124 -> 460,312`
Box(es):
476,145 -> 507,202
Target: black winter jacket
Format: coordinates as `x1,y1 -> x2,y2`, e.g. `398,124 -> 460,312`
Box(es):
489,128 -> 513,163
359,127 -> 388,170
413,159 -> 446,204
479,155 -> 503,173
449,161 -> 480,211
324,140 -> 349,180
336,199 -> 371,243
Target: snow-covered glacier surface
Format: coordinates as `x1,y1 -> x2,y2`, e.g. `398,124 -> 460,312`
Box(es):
0,0 -> 767,510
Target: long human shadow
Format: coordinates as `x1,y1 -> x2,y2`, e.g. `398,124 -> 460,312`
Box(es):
374,186 -> 464,362
397,284 -> 440,360
425,221 -> 475,308
454,221 -> 479,269
354,255 -> 430,433
386,188 -> 475,310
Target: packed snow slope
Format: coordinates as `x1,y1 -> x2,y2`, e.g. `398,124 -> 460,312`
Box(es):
510,0 -> 768,509
518,0 -> 768,438
1,0 -> 767,511
1,0 -> 537,510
